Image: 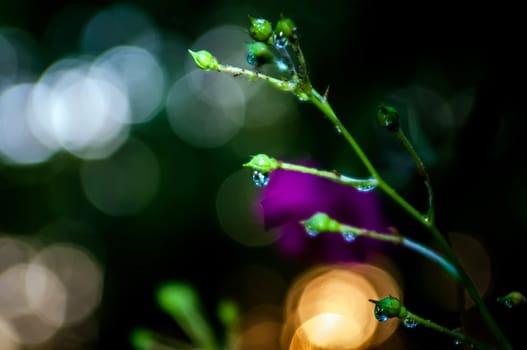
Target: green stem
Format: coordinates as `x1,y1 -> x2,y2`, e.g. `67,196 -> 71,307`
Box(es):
396,128 -> 435,224
320,217 -> 459,280
279,161 -> 377,189
308,88 -> 512,350
310,89 -> 380,179
406,310 -> 495,350
217,64 -> 295,92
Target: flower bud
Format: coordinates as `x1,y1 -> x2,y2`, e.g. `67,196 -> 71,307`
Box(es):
302,212 -> 341,232
497,291 -> 527,308
275,17 -> 297,39
248,15 -> 273,42
243,154 -> 279,173
188,49 -> 219,70
369,296 -> 407,321
157,282 -> 198,316
377,104 -> 400,131
246,42 -> 274,66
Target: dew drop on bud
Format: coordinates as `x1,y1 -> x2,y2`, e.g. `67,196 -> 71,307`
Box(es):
342,231 -> 357,243
335,126 -> 342,134
274,33 -> 288,49
305,226 -> 319,237
403,317 -> 418,328
374,306 -> 389,322
252,171 -> 269,187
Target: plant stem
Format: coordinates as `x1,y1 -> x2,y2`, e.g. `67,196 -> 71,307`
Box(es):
406,310 -> 495,350
395,128 -> 435,224
278,161 -> 377,189
308,88 -> 512,350
310,89 -> 380,179
336,223 -> 459,280
217,64 -> 295,92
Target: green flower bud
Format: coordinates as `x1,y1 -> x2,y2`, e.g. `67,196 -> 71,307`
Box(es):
130,328 -> 155,350
246,42 -> 274,66
369,296 -> 407,321
275,17 -> 297,39
217,299 -> 239,330
157,281 -> 198,317
243,154 -> 279,173
248,15 -> 273,42
377,104 -> 400,131
497,291 -> 527,308
188,49 -> 219,70
302,212 -> 341,232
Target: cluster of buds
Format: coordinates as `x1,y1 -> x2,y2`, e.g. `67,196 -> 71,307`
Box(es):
246,15 -> 308,82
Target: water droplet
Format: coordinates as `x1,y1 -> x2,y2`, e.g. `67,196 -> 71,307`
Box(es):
295,91 -> 310,102
335,126 -> 342,134
305,226 -> 319,237
374,306 -> 389,322
274,58 -> 289,73
402,317 -> 418,328
504,299 -> 513,308
246,54 -> 257,66
356,183 -> 376,192
342,231 -> 357,243
274,34 -> 288,49
252,171 -> 269,187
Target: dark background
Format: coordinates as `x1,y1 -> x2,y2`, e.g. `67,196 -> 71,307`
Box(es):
1,0 -> 525,349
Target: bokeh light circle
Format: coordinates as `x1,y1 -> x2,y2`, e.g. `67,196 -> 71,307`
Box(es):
284,263 -> 402,350
80,138 -> 160,216
94,45 -> 165,123
32,243 -> 103,325
216,170 -> 280,246
81,3 -> 161,54
0,84 -> 57,164
29,58 -> 131,159
166,70 -> 245,148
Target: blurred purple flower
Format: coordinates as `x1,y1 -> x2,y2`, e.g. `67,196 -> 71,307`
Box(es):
257,159 -> 388,263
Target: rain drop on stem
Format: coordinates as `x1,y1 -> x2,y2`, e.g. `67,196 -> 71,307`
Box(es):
402,317 -> 418,328
356,182 -> 376,192
342,231 -> 357,243
252,171 -> 269,187
305,226 -> 319,237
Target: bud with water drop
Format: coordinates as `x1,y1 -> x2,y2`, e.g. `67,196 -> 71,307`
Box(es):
188,49 -> 220,70
302,212 -> 341,233
243,154 -> 279,173
246,42 -> 274,66
369,296 -> 407,322
377,104 -> 400,131
497,291 -> 527,308
248,16 -> 273,42
275,17 -> 297,40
